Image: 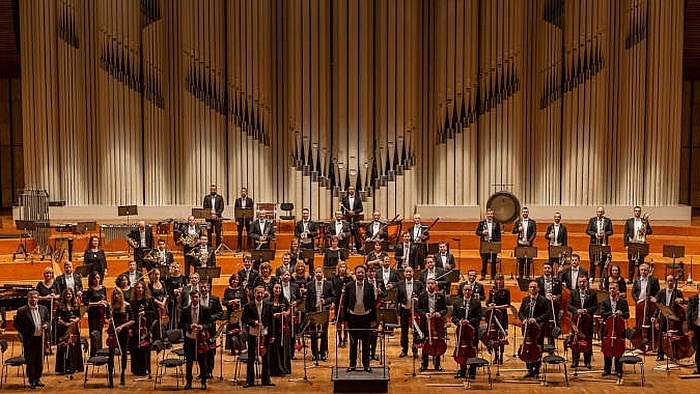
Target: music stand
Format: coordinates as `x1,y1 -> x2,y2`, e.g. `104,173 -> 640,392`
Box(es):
250,250 -> 275,264
515,246 -> 537,278
191,208 -> 210,220
235,207 -> 254,220
589,245 -> 611,275
481,241 -> 502,276
548,245 -> 572,261
195,266 -> 222,282
74,264 -> 91,277
117,205 -> 138,224
445,269 -> 460,284
663,245 -> 685,277
376,308 -> 399,367
517,278 -> 532,292
75,221 -> 97,235
13,220 -> 34,260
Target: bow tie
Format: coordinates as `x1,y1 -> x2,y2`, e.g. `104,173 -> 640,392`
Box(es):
572,268 -> 578,272
406,281 -> 413,285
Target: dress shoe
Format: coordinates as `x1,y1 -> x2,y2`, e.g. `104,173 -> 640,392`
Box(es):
201,381 -> 207,390
435,366 -> 445,372
413,352 -> 419,359
601,371 -> 612,376
523,372 -> 534,379
371,356 -> 380,361
399,351 -> 408,358
243,383 -> 252,388
321,354 -> 328,361
616,372 -> 623,379
419,366 -> 428,372
656,355 -> 665,361
585,363 -> 592,369
311,356 -> 318,361
364,367 -> 372,372
30,384 -> 36,390
262,382 -> 275,386
570,362 -> 579,369
291,356 -> 297,360
35,381 -> 45,387
347,367 -> 356,372
120,376 -> 126,386
454,372 -> 465,379
184,382 -> 192,390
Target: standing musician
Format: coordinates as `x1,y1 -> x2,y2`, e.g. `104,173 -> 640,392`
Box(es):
396,266 -> 425,358
238,254 -> 260,293
178,215 -> 203,278
365,210 -> 388,244
83,236 -> 108,284
242,285 -> 276,387
278,269 -> 300,363
476,207 -> 501,280
222,274 -> 247,355
488,273 -> 510,364
364,240 -> 388,268
249,210 -> 275,250
55,260 -> 84,300
651,275 -> 685,362
545,212 -> 568,265
435,242 -> 455,270
203,184 -> 225,248
288,239 -> 302,269
329,210 -> 352,249
558,254 -> 589,290
294,208 -> 318,271
599,282 -> 629,378
15,291 -> 50,389
276,252 -> 296,277
191,234 -> 216,268
342,265 -> 377,372
585,206 -> 614,280
106,288 -> 134,387
179,273 -> 201,309
624,206 -> 653,283
416,277 -> 447,372
199,281 -> 225,379
378,256 -> 400,292
459,270 -> 486,302
293,263 -> 311,288
324,236 -> 348,269
306,266 -> 336,362
180,290 -> 211,390
341,185 -> 364,252
513,207 -> 537,279
395,232 -> 416,270
567,276 -> 597,369
685,283 -> 700,374
269,283 -> 292,376
130,282 -> 155,377
631,263 -> 660,304
407,214 -> 430,271
165,263 -> 187,330
234,187 -> 254,252
452,283 -> 483,378
35,267 -> 59,349
121,260 -> 144,289
115,274 -> 134,304
518,281 -> 549,379
332,261 -> 354,348
366,265 -> 386,361
419,255 -> 446,292
601,264 -> 628,296
127,221 -> 154,273
55,288 -> 83,375
153,239 -> 174,279
254,262 -> 277,298
82,272 -> 108,357
536,261 -> 562,345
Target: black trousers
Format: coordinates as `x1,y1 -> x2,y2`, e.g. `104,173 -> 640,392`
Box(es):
627,254 -> 647,281
480,253 -> 498,278
693,326 -> 700,369
24,336 -> 43,384
399,308 -> 414,352
309,323 -> 328,358
603,356 -> 622,374
236,218 -> 251,251
246,334 -> 271,385
184,337 -> 207,383
347,314 -> 371,368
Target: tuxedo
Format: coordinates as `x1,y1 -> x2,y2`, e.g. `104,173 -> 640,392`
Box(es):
340,194 -> 364,217
237,268 -> 260,290
305,278 -> 335,358
279,281 -> 301,304
328,220 -> 351,249
407,224 -> 429,244
415,290 -> 447,369
545,223 -> 568,246
200,294 -> 224,375
558,266 -> 589,290
377,267 -> 400,290
395,242 -> 418,270
203,193 -> 225,247
451,296 -> 482,375
342,279 -> 376,369
475,219 -> 501,278
120,269 -> 144,287
418,267 -> 446,289
567,287 -> 598,364
242,300 -> 274,386
396,279 -> 425,353
294,220 -> 318,248
192,244 -> 216,268
536,275 -> 562,299
234,196 -> 254,251
585,216 -> 614,244
631,275 -> 660,303
434,252 -> 455,270
55,273 -> 84,296
14,304 -> 50,385
249,219 -> 275,249
599,296 -> 630,375
179,224 -> 203,276
458,280 -> 486,302
180,304 -> 212,385
518,294 -> 550,375
513,218 -> 537,245
624,217 -> 653,280
623,217 -> 652,246
364,221 -> 388,242
128,226 -> 154,270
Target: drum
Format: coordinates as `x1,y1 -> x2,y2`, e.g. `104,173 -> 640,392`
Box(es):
486,192 -> 521,223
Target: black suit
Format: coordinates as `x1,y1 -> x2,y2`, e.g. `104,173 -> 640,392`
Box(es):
341,279 -> 376,369
192,244 -> 216,269
476,220 -> 501,278
558,267 -> 589,290
513,218 -> 536,277
631,275 -> 661,303
128,226 -> 155,271
686,295 -> 700,368
328,220 -> 351,249
418,267 -> 446,291
55,273 -> 84,296
200,294 -> 224,375
654,287 -> 684,359
120,270 -> 144,287
180,304 -> 212,385
415,290 -> 447,369
395,242 -> 418,270
567,288 -> 598,365
242,300 -> 274,386
396,279 -> 425,353
458,280 -> 487,302
305,278 -> 335,358
434,252 -> 455,270
377,268 -> 400,290
249,219 -> 275,249
623,217 -> 653,280
585,216 -> 614,279
599,296 -> 630,374
203,193 -> 225,247
294,220 -> 317,270
518,294 -> 550,375
341,193 -> 364,249
545,224 -> 568,264
364,221 -> 388,243
235,196 -> 254,250
451,296 -> 482,376
14,304 -> 50,385
179,224 -> 203,277
237,268 -> 260,292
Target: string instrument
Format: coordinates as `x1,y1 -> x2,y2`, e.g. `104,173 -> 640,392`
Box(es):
480,305 -> 509,348
106,306 -> 120,351
661,297 -> 694,360
423,314 -> 447,357
59,313 -> 79,348
334,284 -> 347,325
197,328 -> 211,354
601,313 -> 626,358
559,285 -> 572,334
417,217 -> 440,242
630,295 -> 657,351
565,312 -> 593,354
517,319 -> 542,363
137,306 -> 151,348
454,301 -> 477,365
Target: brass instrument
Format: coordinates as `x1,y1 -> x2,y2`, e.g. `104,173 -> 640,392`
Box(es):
143,249 -> 161,263
178,231 -> 199,247
633,213 -> 650,244
126,237 -> 140,249
186,247 -> 210,266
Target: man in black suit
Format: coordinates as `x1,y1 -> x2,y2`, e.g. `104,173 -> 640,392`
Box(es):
306,267 -> 336,361
476,208 -> 501,280
378,256 -> 400,291
366,265 -> 386,360
55,260 -> 83,298
249,211 -> 275,250
120,260 -> 144,288
234,187 -> 254,252
192,235 -> 216,269
341,185 -> 364,251
13,291 -> 50,390
585,206 -> 614,280
518,281 -> 550,378
459,270 -> 486,302
342,265 -> 376,372
199,281 -> 225,378
294,208 -> 317,270
278,269 -> 301,305
237,255 -> 259,292
419,255 -> 446,291
567,276 -> 597,368
154,238 -> 174,278
395,232 -> 416,270
180,290 -> 212,390
545,212 -> 568,265
396,266 -> 424,358
452,283 -> 483,379
536,261 -> 563,345
631,262 -> 660,304
652,275 -> 684,361
407,214 -> 430,271
364,210 -> 388,244
416,277 -> 447,372
685,283 -> 700,373
624,206 -> 653,283
127,221 -> 154,272
242,285 -> 275,387
203,184 -> 225,248
513,207 -> 537,278
178,215 -> 203,278
328,211 -> 351,249
599,282 -> 629,378
276,253 -> 296,278
558,254 -> 589,290
435,242 -> 455,270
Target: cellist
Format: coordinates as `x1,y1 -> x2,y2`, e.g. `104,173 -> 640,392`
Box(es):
567,276 -> 597,369
536,262 -> 562,346
685,283 -> 700,374
599,282 -> 629,378
651,275 -> 684,362
416,277 -> 447,372
518,281 -> 549,379
452,283 -> 483,379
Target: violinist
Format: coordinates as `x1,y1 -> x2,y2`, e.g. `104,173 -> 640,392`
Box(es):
223,273 -> 247,354
366,265 -> 386,361
148,268 -> 167,340
292,263 -> 311,288
419,255 -> 446,291
306,266 -> 335,362
332,261 -> 354,348
342,265 -> 377,373
459,270 -> 486,302
120,260 -> 144,289
288,239 -> 302,272
518,281 -> 549,379
130,281 -> 155,377
685,283 -> 700,373
567,276 -> 597,369
254,262 -> 276,297
83,236 -> 108,284
180,290 -> 212,390
536,262 -> 562,345
280,269 -> 301,307
269,282 -> 291,376
199,281 -> 225,379
35,267 -> 59,349
55,288 -> 83,375
106,288 -> 134,386
452,283 -> 483,379
276,252 -> 296,277
365,240 -> 388,268
601,264 -> 627,295
82,271 -> 108,357
599,282 -> 629,378
396,266 -> 425,358
324,236 -> 348,270
14,291 -> 50,389
652,275 -> 685,362
416,277 -> 446,372
242,285 -> 275,387
238,254 -> 260,294
488,273 -> 511,364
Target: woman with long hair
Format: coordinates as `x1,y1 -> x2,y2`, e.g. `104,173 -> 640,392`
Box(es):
165,262 -> 188,330
149,268 -> 168,340
82,271 -> 108,357
83,236 -> 107,283
487,273 -> 511,365
222,274 -> 248,354
332,261 -> 353,348
106,287 -> 134,386
269,283 -> 291,376
55,288 -> 83,375
115,274 -> 133,303
130,281 -> 155,376
254,262 -> 276,297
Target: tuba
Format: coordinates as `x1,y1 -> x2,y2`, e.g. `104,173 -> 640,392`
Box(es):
633,214 -> 649,244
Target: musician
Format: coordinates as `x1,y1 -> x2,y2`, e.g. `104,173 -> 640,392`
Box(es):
192,234 -> 216,268
180,272 -> 201,309
365,210 -> 388,244
536,262 -> 562,345
55,260 -> 83,299
199,281 -> 224,378
288,239 -> 302,268
435,242 -> 455,270
249,210 -> 275,250
364,240 -> 388,267
396,266 -> 425,358
567,276 -> 597,369
165,263 -> 188,330
601,264 -> 628,296
599,282 -> 629,378
149,269 -> 168,339
222,274 -> 248,354
82,272 -> 108,357
452,283 -> 483,378
130,281 -> 155,376
652,275 -> 685,361
366,265 -> 385,361
55,288 -> 83,375
324,236 -> 348,269
35,267 -> 59,348
488,274 -> 510,365
624,206 -> 653,283
585,206 -> 614,280
83,236 -> 108,284
476,208 -> 501,280
238,254 -> 260,292
416,277 -> 447,372
513,207 -> 537,279
180,290 -> 212,390
407,214 -> 430,271
242,285 -> 275,387
332,261 -> 353,347
685,283 -> 700,373
235,187 -> 254,252
545,212 -> 568,265
342,265 -> 376,372
306,266 -> 335,362
153,238 -> 174,278
419,255 -> 446,291
378,256 -> 400,291
203,184 -> 225,248
292,264 -> 311,289
459,270 -> 486,302
631,263 -> 660,303
329,210 -> 351,249
276,252 -> 296,277
178,215 -> 203,277
518,281 -> 549,379
279,269 -> 301,306
15,291 -> 49,389
106,288 -> 134,387
269,283 -> 292,375
294,208 -> 318,270
121,260 -> 144,288
115,274 -> 133,304
127,221 -> 154,272
341,185 -> 364,251
558,253 -> 589,290
395,231 -> 417,270
254,262 -> 277,297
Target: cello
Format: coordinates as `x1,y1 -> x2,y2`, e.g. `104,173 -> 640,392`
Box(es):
423,315 -> 447,357
630,294 -> 657,351
453,318 -> 477,365
601,313 -> 626,358
660,292 -> 694,360
480,305 -> 509,349
565,313 -> 593,354
518,319 -> 542,363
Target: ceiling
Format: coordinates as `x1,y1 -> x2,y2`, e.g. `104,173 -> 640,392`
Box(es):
0,1 -> 698,80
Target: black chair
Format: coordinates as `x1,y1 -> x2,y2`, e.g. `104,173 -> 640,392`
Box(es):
279,202 -> 295,220
0,338 -> 27,389
541,344 -> 568,386
153,339 -> 186,389
619,354 -> 645,386
464,357 -> 492,389
83,342 -> 110,388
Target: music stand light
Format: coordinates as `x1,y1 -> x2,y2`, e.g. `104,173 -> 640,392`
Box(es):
117,205 -> 138,224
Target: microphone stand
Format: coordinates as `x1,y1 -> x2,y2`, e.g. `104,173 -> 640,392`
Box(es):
288,320 -> 313,384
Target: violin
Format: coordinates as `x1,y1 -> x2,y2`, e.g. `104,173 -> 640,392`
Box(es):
422,315 -> 447,357
138,308 -> 151,348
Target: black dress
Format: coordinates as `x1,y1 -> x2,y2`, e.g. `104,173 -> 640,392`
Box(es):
130,297 -> 155,376
55,306 -> 84,374
323,248 -> 347,268
269,298 -> 291,376
222,286 -> 248,352
165,275 -> 187,330
149,281 -> 167,339
36,281 -> 58,344
107,303 -> 134,382
83,249 -> 107,280
82,286 -> 107,356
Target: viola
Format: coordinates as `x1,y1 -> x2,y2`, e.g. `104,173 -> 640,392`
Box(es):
601,314 -> 626,358
517,320 -> 542,363
453,320 -> 477,365
423,315 -> 447,357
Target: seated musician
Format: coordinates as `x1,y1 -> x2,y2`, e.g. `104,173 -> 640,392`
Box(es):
518,281 -> 549,379
249,210 -> 275,250
180,290 -> 211,390
488,273 -> 510,365
127,221 -> 154,272
452,282 -> 482,378
366,265 -> 386,361
396,266 -> 425,358
536,261 -> 562,345
199,281 -> 224,379
599,282 -> 629,378
364,240 -> 388,268
419,255 -> 446,291
652,275 -> 685,362
686,283 -> 700,373
306,267 -> 335,362
567,276 -> 597,369
192,235 -> 216,268
242,285 -> 275,387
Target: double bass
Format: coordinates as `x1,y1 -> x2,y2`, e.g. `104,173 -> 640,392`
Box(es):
660,298 -> 694,360
630,294 -> 657,351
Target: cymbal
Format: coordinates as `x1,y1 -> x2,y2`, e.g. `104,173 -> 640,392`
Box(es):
656,303 -> 679,321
